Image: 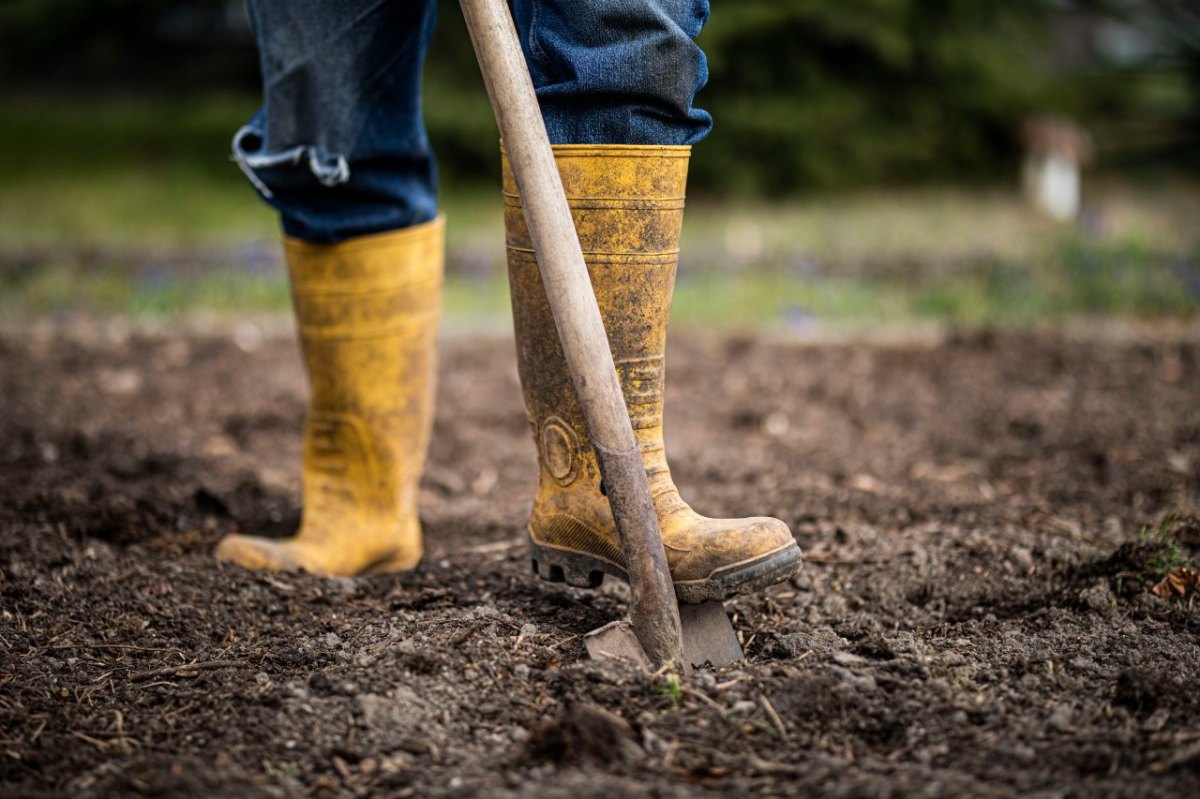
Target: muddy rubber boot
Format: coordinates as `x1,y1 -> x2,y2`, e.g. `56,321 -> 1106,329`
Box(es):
505,145 -> 803,603
215,218 -> 443,576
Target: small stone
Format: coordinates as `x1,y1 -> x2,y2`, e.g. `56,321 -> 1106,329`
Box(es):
1048,703 -> 1074,733
1008,744 -> 1036,763
914,744 -> 948,766
471,467 -> 498,495
821,593 -> 849,618
763,412 -> 789,437
285,681 -> 310,700
233,321 -> 263,353
100,368 -> 142,395
1009,546 -> 1034,570
1068,656 -> 1097,673
377,753 -> 410,775
202,436 -> 237,458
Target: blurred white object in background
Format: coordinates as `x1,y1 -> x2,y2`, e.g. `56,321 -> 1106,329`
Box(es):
1021,116 -> 1093,221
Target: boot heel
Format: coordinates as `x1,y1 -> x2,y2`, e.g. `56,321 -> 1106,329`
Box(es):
529,540 -> 605,589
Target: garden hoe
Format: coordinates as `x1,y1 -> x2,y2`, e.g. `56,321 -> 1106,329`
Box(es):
460,0 -> 744,672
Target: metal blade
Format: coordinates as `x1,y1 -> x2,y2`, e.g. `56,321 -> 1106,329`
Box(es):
584,601 -> 744,672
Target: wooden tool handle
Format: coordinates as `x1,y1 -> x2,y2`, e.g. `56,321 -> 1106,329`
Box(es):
459,0 -> 683,668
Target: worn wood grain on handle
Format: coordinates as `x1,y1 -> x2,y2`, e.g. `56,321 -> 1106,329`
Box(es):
459,0 -> 683,668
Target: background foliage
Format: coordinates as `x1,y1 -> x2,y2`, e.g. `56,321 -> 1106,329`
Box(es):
0,0 -> 1195,194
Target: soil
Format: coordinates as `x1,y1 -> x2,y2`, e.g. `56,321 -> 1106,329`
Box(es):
2,320 -> 1199,798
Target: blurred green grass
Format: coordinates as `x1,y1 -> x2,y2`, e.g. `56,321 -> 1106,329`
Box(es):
1,94 -> 1197,329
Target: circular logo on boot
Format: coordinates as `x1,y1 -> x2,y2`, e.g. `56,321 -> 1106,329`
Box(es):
541,417 -> 578,487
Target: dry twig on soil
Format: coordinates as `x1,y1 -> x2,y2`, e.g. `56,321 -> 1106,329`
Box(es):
128,660 -> 252,682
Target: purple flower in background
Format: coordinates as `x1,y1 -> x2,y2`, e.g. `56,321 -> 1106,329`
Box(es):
784,304 -> 818,332
1176,257 -> 1200,300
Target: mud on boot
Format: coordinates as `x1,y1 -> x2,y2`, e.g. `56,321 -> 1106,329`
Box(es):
504,145 -> 804,603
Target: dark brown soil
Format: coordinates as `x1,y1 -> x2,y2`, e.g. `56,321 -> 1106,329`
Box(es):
2,321 -> 1199,798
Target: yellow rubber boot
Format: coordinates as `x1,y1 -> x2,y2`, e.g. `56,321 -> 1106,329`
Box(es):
216,218 -> 443,576
505,146 -> 803,603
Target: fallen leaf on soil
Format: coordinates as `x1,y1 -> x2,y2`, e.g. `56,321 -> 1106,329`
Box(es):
1151,567 -> 1200,598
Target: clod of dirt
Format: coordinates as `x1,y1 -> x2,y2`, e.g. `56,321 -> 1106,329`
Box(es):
1078,580 -> 1115,615
852,634 -> 898,661
521,703 -> 643,767
357,688 -> 438,753
763,623 -> 849,657
764,625 -> 848,659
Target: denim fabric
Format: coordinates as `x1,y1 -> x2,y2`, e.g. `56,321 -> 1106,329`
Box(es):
514,0 -> 711,146
234,0 -> 439,243
234,0 -> 711,243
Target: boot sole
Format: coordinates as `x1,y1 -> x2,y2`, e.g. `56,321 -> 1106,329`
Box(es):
528,534 -> 804,604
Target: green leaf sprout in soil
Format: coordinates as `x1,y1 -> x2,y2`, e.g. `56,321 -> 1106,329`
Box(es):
653,672 -> 682,708
1138,522 -> 1195,578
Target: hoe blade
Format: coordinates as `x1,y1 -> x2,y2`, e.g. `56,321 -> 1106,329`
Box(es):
584,601 -> 744,672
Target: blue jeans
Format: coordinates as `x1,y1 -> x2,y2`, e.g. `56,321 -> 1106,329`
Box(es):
234,0 -> 712,243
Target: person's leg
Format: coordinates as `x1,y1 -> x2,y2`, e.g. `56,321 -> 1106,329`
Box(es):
504,1 -> 803,601
232,0 -> 439,243
216,0 -> 443,576
513,0 -> 711,145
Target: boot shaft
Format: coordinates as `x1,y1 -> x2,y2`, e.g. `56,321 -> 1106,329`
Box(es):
285,218 -> 444,512
286,221 -> 443,410
504,146 -> 689,480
